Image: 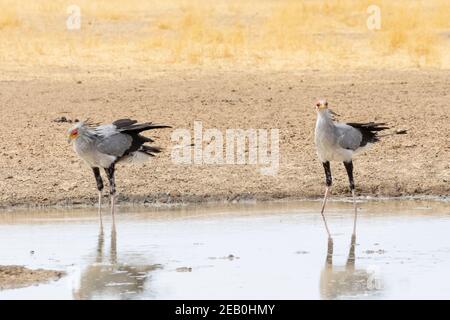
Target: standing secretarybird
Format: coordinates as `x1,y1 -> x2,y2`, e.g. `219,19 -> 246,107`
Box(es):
67,119 -> 171,223
314,99 -> 406,240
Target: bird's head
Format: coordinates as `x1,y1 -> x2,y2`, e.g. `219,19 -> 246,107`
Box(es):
315,99 -> 329,111
315,99 -> 340,118
67,122 -> 85,143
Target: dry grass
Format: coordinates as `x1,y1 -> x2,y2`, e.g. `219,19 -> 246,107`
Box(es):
369,1 -> 443,67
0,0 -> 449,74
0,1 -> 20,30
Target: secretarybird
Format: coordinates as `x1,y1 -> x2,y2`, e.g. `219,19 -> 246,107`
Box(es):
314,99 -> 406,240
67,119 -> 171,224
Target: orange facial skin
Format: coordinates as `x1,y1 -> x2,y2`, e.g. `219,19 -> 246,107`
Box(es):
68,128 -> 79,142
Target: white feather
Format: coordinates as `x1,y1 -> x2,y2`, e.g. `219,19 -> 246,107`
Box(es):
123,151 -> 151,164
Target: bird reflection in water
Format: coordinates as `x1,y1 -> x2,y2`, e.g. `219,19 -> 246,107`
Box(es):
320,235 -> 383,299
73,223 -> 161,299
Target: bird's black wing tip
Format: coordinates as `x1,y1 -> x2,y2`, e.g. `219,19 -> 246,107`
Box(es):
346,122 -> 390,131
113,119 -> 138,129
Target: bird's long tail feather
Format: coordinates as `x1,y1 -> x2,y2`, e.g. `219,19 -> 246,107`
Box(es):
121,123 -> 172,134
139,145 -> 162,156
378,129 -> 408,138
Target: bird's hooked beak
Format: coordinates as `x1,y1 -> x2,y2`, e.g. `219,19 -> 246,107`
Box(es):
315,100 -> 340,117
315,100 -> 329,111
67,128 -> 79,143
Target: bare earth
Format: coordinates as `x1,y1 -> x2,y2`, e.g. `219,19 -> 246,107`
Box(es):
0,265 -> 64,290
0,69 -> 449,208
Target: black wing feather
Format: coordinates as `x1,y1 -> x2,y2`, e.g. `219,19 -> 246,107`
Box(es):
119,123 -> 172,134
346,122 -> 390,147
139,145 -> 162,157
112,119 -> 170,160
113,119 -> 138,129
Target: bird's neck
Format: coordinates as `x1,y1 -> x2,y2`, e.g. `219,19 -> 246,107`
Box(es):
316,110 -> 333,124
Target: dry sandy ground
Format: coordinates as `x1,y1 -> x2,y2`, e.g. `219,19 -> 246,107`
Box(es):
0,265 -> 64,290
0,69 -> 449,208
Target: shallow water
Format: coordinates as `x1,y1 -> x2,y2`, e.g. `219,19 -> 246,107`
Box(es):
0,199 -> 449,300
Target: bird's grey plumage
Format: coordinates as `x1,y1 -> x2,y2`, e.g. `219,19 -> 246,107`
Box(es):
335,123 -> 363,151
315,110 -> 355,162
69,119 -> 171,168
315,109 -> 390,162
95,132 -> 132,158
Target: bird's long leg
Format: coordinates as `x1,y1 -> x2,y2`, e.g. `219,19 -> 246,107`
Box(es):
344,161 -> 357,236
105,164 -> 116,223
320,161 -> 333,239
92,167 -> 104,229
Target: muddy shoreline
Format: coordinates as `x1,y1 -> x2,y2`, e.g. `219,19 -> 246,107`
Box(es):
0,266 -> 64,291
1,193 -> 448,212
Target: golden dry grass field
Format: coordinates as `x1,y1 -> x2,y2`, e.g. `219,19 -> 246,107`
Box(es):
0,0 -> 449,207
0,0 -> 450,75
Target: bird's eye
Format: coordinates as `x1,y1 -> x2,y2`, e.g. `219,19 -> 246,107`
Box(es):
324,102 -> 328,107
316,102 -> 320,107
